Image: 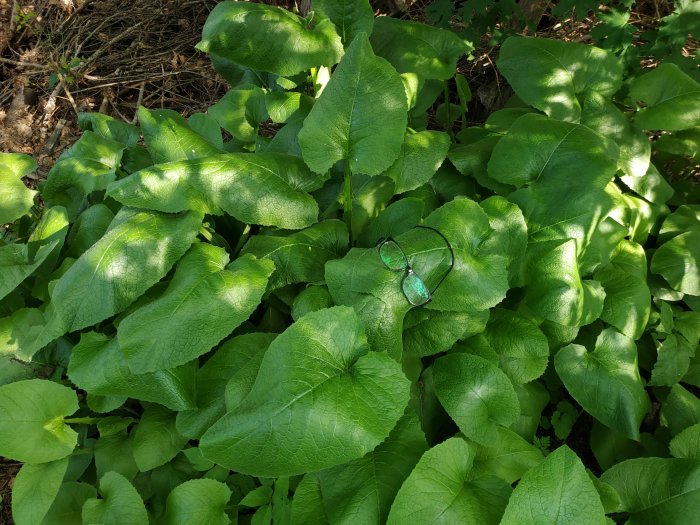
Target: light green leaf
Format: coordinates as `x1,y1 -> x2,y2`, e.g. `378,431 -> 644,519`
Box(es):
78,112 -> 140,146
12,458 -> 69,525
555,327 -> 650,440
313,0 -> 374,44
497,37 -> 622,122
370,17 -> 471,80
107,154 -> 322,229
357,197 -> 424,246
384,130 -> 451,193
488,114 -> 619,189
651,231 -> 700,295
68,332 -> 197,411
620,163 -> 674,205
660,384 -> 700,435
291,285 -> 334,321
659,204 -> 700,243
138,107 -> 222,163
241,220 -> 348,290
164,479 -> 231,525
510,381 -> 550,440
188,113 -> 224,149
595,263 -> 651,339
94,432 -> 138,481
40,483 -> 96,525
316,410 -> 428,524
133,404 -> 189,471
65,203 -> 115,258
0,152 -> 37,223
482,308 -> 549,384
200,306 -> 410,476
500,445 -> 607,525
119,246 -> 273,373
630,63 -> 700,131
39,208 -> 201,349
208,88 -> 267,142
299,33 -> 407,176
433,353 -> 520,446
524,239 -> 606,326
479,196 -> 528,286
581,91 -> 651,178
196,1 -> 343,76
670,423 -> 700,459
600,457 -> 700,523
290,475 -> 328,525
82,472 -> 148,525
41,131 -> 125,205
403,308 -> 489,358
469,426 -> 544,484
0,240 -> 59,303
650,334 -> 695,386
0,379 -> 78,463
177,332 -> 275,438
387,437 -> 511,524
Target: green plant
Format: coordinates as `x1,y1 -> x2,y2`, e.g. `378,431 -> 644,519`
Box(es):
1,0 -> 700,523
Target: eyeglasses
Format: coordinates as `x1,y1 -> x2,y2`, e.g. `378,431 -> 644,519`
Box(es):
377,225 -> 455,307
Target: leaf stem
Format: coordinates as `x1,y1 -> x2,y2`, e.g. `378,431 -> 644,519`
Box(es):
64,417 -> 101,425
443,80 -> 452,138
343,161 -> 353,242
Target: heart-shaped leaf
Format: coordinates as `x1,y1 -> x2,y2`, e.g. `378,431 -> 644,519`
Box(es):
200,306 -> 410,476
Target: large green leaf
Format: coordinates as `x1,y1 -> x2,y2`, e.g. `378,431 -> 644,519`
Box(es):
555,327 -> 650,440
0,379 -> 78,463
0,240 -> 59,303
387,437 -> 511,524
78,112 -> 140,146
118,245 -> 273,373
177,332 -> 275,439
196,1 -> 343,76
651,231 -> 700,295
82,472 -> 148,525
298,33 -> 407,176
200,306 -> 410,476
650,333 -> 695,387
40,483 -> 96,525
670,423 -> 700,459
384,130 -> 451,193
163,479 -> 232,525
660,384 -> 700,435
54,207 -> 198,336
207,87 -> 267,142
65,203 -> 115,258
600,457 -> 700,524
581,91 -> 651,178
0,153 -> 37,224
524,239 -> 606,326
403,308 -> 489,358
313,0 -> 374,44
138,107 -> 222,163
500,446 -> 607,525
241,220 -> 348,290
106,153 -> 322,229
433,353 -> 520,446
315,410 -> 428,524
630,63 -> 700,131
497,37 -> 622,122
488,114 -> 619,190
68,332 -> 197,411
468,427 -> 544,484
12,458 -> 69,525
370,17 -> 471,80
480,308 -> 549,384
133,404 -> 189,472
595,263 -> 651,340
41,131 -> 125,207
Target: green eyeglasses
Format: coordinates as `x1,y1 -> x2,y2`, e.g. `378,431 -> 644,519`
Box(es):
378,225 -> 455,307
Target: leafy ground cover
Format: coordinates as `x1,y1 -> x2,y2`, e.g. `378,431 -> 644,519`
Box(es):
1,0 -> 700,523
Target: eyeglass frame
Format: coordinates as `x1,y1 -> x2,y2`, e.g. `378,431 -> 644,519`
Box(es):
376,225 -> 455,307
